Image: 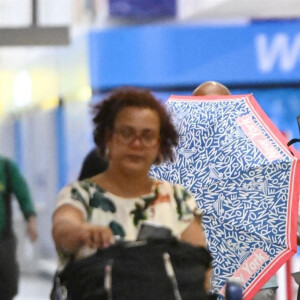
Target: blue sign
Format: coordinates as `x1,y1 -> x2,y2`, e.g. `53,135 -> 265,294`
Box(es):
88,20 -> 300,89
109,0 -> 176,18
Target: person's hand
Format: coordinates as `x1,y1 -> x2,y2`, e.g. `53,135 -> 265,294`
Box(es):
79,223 -> 114,249
27,216 -> 38,242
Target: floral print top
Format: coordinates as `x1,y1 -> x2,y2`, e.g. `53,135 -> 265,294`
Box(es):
55,179 -> 196,269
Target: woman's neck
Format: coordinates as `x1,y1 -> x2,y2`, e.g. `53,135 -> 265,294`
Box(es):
93,169 -> 154,198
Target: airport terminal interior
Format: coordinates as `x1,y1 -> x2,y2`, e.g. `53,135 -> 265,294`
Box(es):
0,0 -> 300,299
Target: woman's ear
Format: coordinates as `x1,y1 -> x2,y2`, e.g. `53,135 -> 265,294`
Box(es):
103,130 -> 112,158
104,148 -> 110,161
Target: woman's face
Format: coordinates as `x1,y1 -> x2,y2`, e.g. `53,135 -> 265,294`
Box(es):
107,106 -> 161,175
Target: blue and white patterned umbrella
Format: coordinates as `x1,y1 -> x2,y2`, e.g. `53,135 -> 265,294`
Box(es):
151,94 -> 300,300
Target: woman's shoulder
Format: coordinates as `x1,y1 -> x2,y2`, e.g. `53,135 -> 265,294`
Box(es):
60,179 -> 103,192
152,179 -> 197,217
57,180 -> 99,205
153,178 -> 178,188
58,180 -> 86,193
153,179 -> 193,198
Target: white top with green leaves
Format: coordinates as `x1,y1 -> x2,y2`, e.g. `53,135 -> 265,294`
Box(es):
55,179 -> 196,269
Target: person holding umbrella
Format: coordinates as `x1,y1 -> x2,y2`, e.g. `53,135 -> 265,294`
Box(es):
192,81 -> 278,300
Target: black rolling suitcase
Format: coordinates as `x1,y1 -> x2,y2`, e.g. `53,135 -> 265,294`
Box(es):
56,237 -> 216,300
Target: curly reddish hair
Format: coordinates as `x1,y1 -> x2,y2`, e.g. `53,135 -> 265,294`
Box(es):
92,86 -> 178,164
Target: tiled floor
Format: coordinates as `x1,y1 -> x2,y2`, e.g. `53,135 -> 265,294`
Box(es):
15,272 -> 53,300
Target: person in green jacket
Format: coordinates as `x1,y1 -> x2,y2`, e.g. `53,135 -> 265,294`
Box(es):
0,156 -> 38,300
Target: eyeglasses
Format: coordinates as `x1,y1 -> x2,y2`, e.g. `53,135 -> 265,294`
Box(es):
113,126 -> 160,148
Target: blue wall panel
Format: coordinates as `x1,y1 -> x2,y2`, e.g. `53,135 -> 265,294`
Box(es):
109,0 -> 176,18
88,21 -> 300,90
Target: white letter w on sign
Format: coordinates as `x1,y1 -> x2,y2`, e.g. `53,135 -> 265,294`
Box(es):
255,33 -> 300,73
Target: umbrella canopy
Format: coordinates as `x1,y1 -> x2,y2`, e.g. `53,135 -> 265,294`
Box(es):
151,94 -> 300,300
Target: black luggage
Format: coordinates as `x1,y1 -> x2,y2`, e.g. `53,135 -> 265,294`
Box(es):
57,238 -> 215,300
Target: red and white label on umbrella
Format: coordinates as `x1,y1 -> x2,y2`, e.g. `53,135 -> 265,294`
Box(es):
237,114 -> 283,162
219,248 -> 270,296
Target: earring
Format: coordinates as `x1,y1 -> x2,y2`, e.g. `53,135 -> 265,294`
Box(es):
105,148 -> 110,161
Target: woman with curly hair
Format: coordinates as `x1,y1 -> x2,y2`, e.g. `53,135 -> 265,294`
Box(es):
52,86 -> 212,297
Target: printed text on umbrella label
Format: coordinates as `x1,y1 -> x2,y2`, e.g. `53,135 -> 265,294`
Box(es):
237,114 -> 282,162
219,248 -> 270,296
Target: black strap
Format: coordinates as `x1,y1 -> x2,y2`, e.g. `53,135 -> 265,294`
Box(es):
2,159 -> 13,238
287,138 -> 300,156
288,138 -> 300,147
287,116 -> 300,155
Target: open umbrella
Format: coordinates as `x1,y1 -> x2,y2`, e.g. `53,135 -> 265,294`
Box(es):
151,94 -> 300,300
